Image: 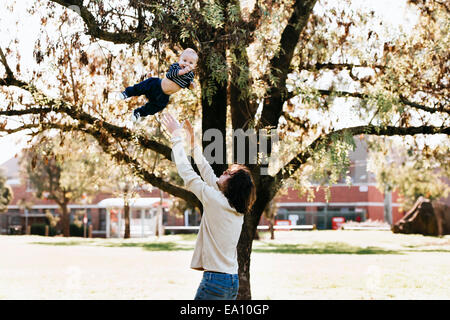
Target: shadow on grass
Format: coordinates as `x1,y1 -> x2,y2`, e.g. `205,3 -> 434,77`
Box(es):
103,242 -> 193,251
253,242 -> 402,255
31,241 -> 88,246
31,241 -> 193,251
404,248 -> 450,253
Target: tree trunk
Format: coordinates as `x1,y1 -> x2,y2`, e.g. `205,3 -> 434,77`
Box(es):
237,182 -> 275,299
237,213 -> 256,300
269,219 -> 275,240
265,200 -> 277,240
60,203 -> 70,237
199,49 -> 228,177
124,201 -> 130,239
384,187 -> 392,225
237,174 -> 277,300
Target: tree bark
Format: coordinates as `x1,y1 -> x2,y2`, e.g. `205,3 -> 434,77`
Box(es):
124,201 -> 130,239
60,203 -> 70,237
199,49 -> 229,176
269,219 -> 275,240
237,177 -> 276,299
237,213 -> 256,300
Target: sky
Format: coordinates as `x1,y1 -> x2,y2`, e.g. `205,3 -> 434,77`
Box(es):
0,0 -> 422,166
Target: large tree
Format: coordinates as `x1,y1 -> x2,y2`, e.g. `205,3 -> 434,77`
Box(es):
1,0 -> 448,298
20,132 -> 110,236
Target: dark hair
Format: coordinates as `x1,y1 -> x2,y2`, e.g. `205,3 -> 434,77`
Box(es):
222,165 -> 256,215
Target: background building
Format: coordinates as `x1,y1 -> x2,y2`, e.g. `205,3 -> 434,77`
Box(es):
275,138 -> 402,229
0,155 -> 188,236
2,137 -> 441,236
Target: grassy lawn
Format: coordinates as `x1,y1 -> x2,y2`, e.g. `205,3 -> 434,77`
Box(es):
0,230 -> 449,300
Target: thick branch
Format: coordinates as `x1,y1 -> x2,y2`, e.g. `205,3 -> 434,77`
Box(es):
281,111 -> 309,127
286,88 -> 450,115
399,95 -> 450,115
50,0 -> 144,44
302,62 -> 385,71
259,0 -> 318,128
274,124 -> 450,187
0,47 -> 13,79
318,89 -> 450,115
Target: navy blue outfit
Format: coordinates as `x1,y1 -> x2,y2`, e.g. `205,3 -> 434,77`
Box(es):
124,77 -> 170,117
123,63 -> 194,118
166,63 -> 195,88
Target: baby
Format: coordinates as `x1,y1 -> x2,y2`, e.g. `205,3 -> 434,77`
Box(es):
119,48 -> 198,122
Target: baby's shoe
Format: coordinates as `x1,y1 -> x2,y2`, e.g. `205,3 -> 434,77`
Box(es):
117,91 -> 128,101
131,110 -> 141,123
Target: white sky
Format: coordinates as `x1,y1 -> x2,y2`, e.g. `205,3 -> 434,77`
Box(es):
0,0 -> 424,165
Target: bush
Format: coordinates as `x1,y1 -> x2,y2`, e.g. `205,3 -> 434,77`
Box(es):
70,223 -> 87,237
30,223 -> 57,236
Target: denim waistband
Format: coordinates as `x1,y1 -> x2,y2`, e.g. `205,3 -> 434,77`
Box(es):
204,271 -> 238,280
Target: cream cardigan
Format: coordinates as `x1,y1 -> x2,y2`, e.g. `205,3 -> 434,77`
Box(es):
171,132 -> 243,274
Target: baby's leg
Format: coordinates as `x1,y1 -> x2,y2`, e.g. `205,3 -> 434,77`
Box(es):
124,78 -> 155,98
134,102 -> 167,117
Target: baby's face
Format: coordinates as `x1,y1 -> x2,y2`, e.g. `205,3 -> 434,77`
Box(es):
179,52 -> 197,70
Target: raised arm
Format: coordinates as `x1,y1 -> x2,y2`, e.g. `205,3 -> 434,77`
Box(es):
183,120 -> 219,190
161,114 -> 215,204
192,145 -> 220,190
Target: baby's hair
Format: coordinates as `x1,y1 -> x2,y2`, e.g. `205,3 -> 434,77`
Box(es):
182,48 -> 198,61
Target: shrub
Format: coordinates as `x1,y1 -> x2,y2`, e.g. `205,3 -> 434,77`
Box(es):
30,223 -> 57,236
70,223 -> 87,237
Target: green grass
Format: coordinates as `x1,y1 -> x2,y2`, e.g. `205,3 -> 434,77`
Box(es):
31,241 -> 91,246
404,248 -> 450,253
28,231 -> 450,255
4,231 -> 450,299
30,239 -> 399,254
253,241 -> 400,255
103,241 -> 193,251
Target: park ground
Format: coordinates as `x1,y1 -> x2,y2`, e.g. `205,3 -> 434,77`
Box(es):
0,230 -> 449,300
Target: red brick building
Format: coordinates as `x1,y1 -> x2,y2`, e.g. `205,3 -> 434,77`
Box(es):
274,184 -> 402,229
0,137 -> 408,235
273,138 -> 403,229
0,154 -> 189,236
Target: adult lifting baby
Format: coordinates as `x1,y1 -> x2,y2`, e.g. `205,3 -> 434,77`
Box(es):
160,112 -> 256,300
119,47 -> 256,299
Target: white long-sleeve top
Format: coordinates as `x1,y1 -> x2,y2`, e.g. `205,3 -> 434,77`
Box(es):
171,131 -> 243,274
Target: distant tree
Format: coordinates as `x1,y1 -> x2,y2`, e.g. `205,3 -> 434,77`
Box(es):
20,132 -> 109,236
368,137 -> 450,210
263,200 -> 277,240
103,163 -> 148,239
0,169 -> 13,212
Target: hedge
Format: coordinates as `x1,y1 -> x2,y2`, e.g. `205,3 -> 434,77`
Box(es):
30,223 -> 57,236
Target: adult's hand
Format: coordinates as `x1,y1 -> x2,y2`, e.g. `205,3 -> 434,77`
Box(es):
161,112 -> 182,137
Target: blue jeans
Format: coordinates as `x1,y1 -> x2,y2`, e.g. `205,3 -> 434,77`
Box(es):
194,271 -> 239,300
